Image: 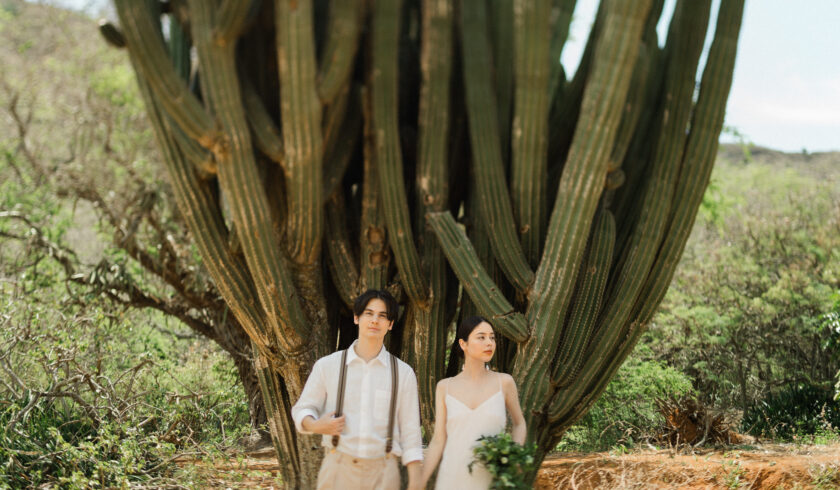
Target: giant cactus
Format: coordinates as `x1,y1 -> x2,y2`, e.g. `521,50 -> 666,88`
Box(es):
103,0 -> 744,486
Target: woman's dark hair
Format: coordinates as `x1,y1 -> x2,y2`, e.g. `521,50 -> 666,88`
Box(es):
445,316 -> 491,377
353,289 -> 399,322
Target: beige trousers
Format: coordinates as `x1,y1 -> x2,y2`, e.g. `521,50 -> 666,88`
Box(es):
316,450 -> 400,490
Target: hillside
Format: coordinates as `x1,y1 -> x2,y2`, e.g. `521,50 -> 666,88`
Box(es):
717,143 -> 839,180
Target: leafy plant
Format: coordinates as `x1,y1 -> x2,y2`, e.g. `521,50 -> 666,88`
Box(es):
470,433 -> 537,490
720,459 -> 747,489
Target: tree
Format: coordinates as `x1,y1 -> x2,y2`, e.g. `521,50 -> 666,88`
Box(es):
102,0 -> 744,485
0,2 -> 269,435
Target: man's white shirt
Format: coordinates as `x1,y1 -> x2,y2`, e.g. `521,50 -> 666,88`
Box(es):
291,341 -> 424,465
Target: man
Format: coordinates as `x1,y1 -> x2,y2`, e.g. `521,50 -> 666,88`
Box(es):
292,289 -> 423,490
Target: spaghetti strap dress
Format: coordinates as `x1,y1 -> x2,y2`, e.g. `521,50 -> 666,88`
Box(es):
435,374 -> 507,489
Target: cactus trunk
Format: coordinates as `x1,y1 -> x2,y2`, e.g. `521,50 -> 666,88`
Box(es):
107,0 -> 744,485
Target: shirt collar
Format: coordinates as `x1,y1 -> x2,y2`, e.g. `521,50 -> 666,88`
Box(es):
346,340 -> 389,366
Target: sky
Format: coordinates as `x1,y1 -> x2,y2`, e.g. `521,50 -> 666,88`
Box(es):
48,0 -> 840,153
563,0 -> 840,153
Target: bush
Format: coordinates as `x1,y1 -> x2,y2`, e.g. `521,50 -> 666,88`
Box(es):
741,384 -> 840,441
0,402 -> 177,488
556,356 -> 695,452
0,323 -> 250,488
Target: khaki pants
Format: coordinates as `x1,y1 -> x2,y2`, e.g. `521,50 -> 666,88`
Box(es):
316,450 -> 400,490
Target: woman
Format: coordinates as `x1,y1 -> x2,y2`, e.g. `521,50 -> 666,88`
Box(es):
420,316 -> 527,489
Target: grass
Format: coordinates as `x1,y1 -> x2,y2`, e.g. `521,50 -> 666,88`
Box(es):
809,462 -> 840,489
719,459 -> 747,489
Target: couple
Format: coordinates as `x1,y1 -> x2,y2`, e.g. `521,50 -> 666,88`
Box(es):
291,289 -> 527,489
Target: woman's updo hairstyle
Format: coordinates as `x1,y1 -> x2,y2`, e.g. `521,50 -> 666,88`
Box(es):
445,316 -> 491,377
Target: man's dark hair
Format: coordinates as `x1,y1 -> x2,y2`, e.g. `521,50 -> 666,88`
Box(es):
353,289 -> 399,321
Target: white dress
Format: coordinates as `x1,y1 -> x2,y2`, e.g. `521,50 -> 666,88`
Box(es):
435,375 -> 507,489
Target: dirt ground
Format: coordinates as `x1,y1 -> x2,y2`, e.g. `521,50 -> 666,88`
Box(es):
176,443 -> 840,489
534,444 -> 840,489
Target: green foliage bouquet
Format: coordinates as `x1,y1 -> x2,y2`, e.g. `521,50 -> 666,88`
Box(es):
469,433 -> 537,489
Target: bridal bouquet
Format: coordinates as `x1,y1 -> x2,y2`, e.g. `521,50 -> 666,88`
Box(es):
469,433 -> 537,489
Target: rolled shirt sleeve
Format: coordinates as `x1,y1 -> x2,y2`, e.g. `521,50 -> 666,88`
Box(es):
291,359 -> 326,434
398,366 -> 424,465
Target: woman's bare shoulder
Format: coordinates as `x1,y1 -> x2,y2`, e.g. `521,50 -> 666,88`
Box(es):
497,372 -> 516,389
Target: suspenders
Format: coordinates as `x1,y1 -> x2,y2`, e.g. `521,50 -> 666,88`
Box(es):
386,353 -> 398,454
330,349 -> 350,449
331,349 -> 399,455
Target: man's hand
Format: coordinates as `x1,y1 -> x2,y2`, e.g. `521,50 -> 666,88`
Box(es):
302,412 -> 346,436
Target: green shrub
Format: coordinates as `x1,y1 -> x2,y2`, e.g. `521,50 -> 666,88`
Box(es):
0,401 -> 177,489
556,355 -> 695,452
0,341 -> 250,488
